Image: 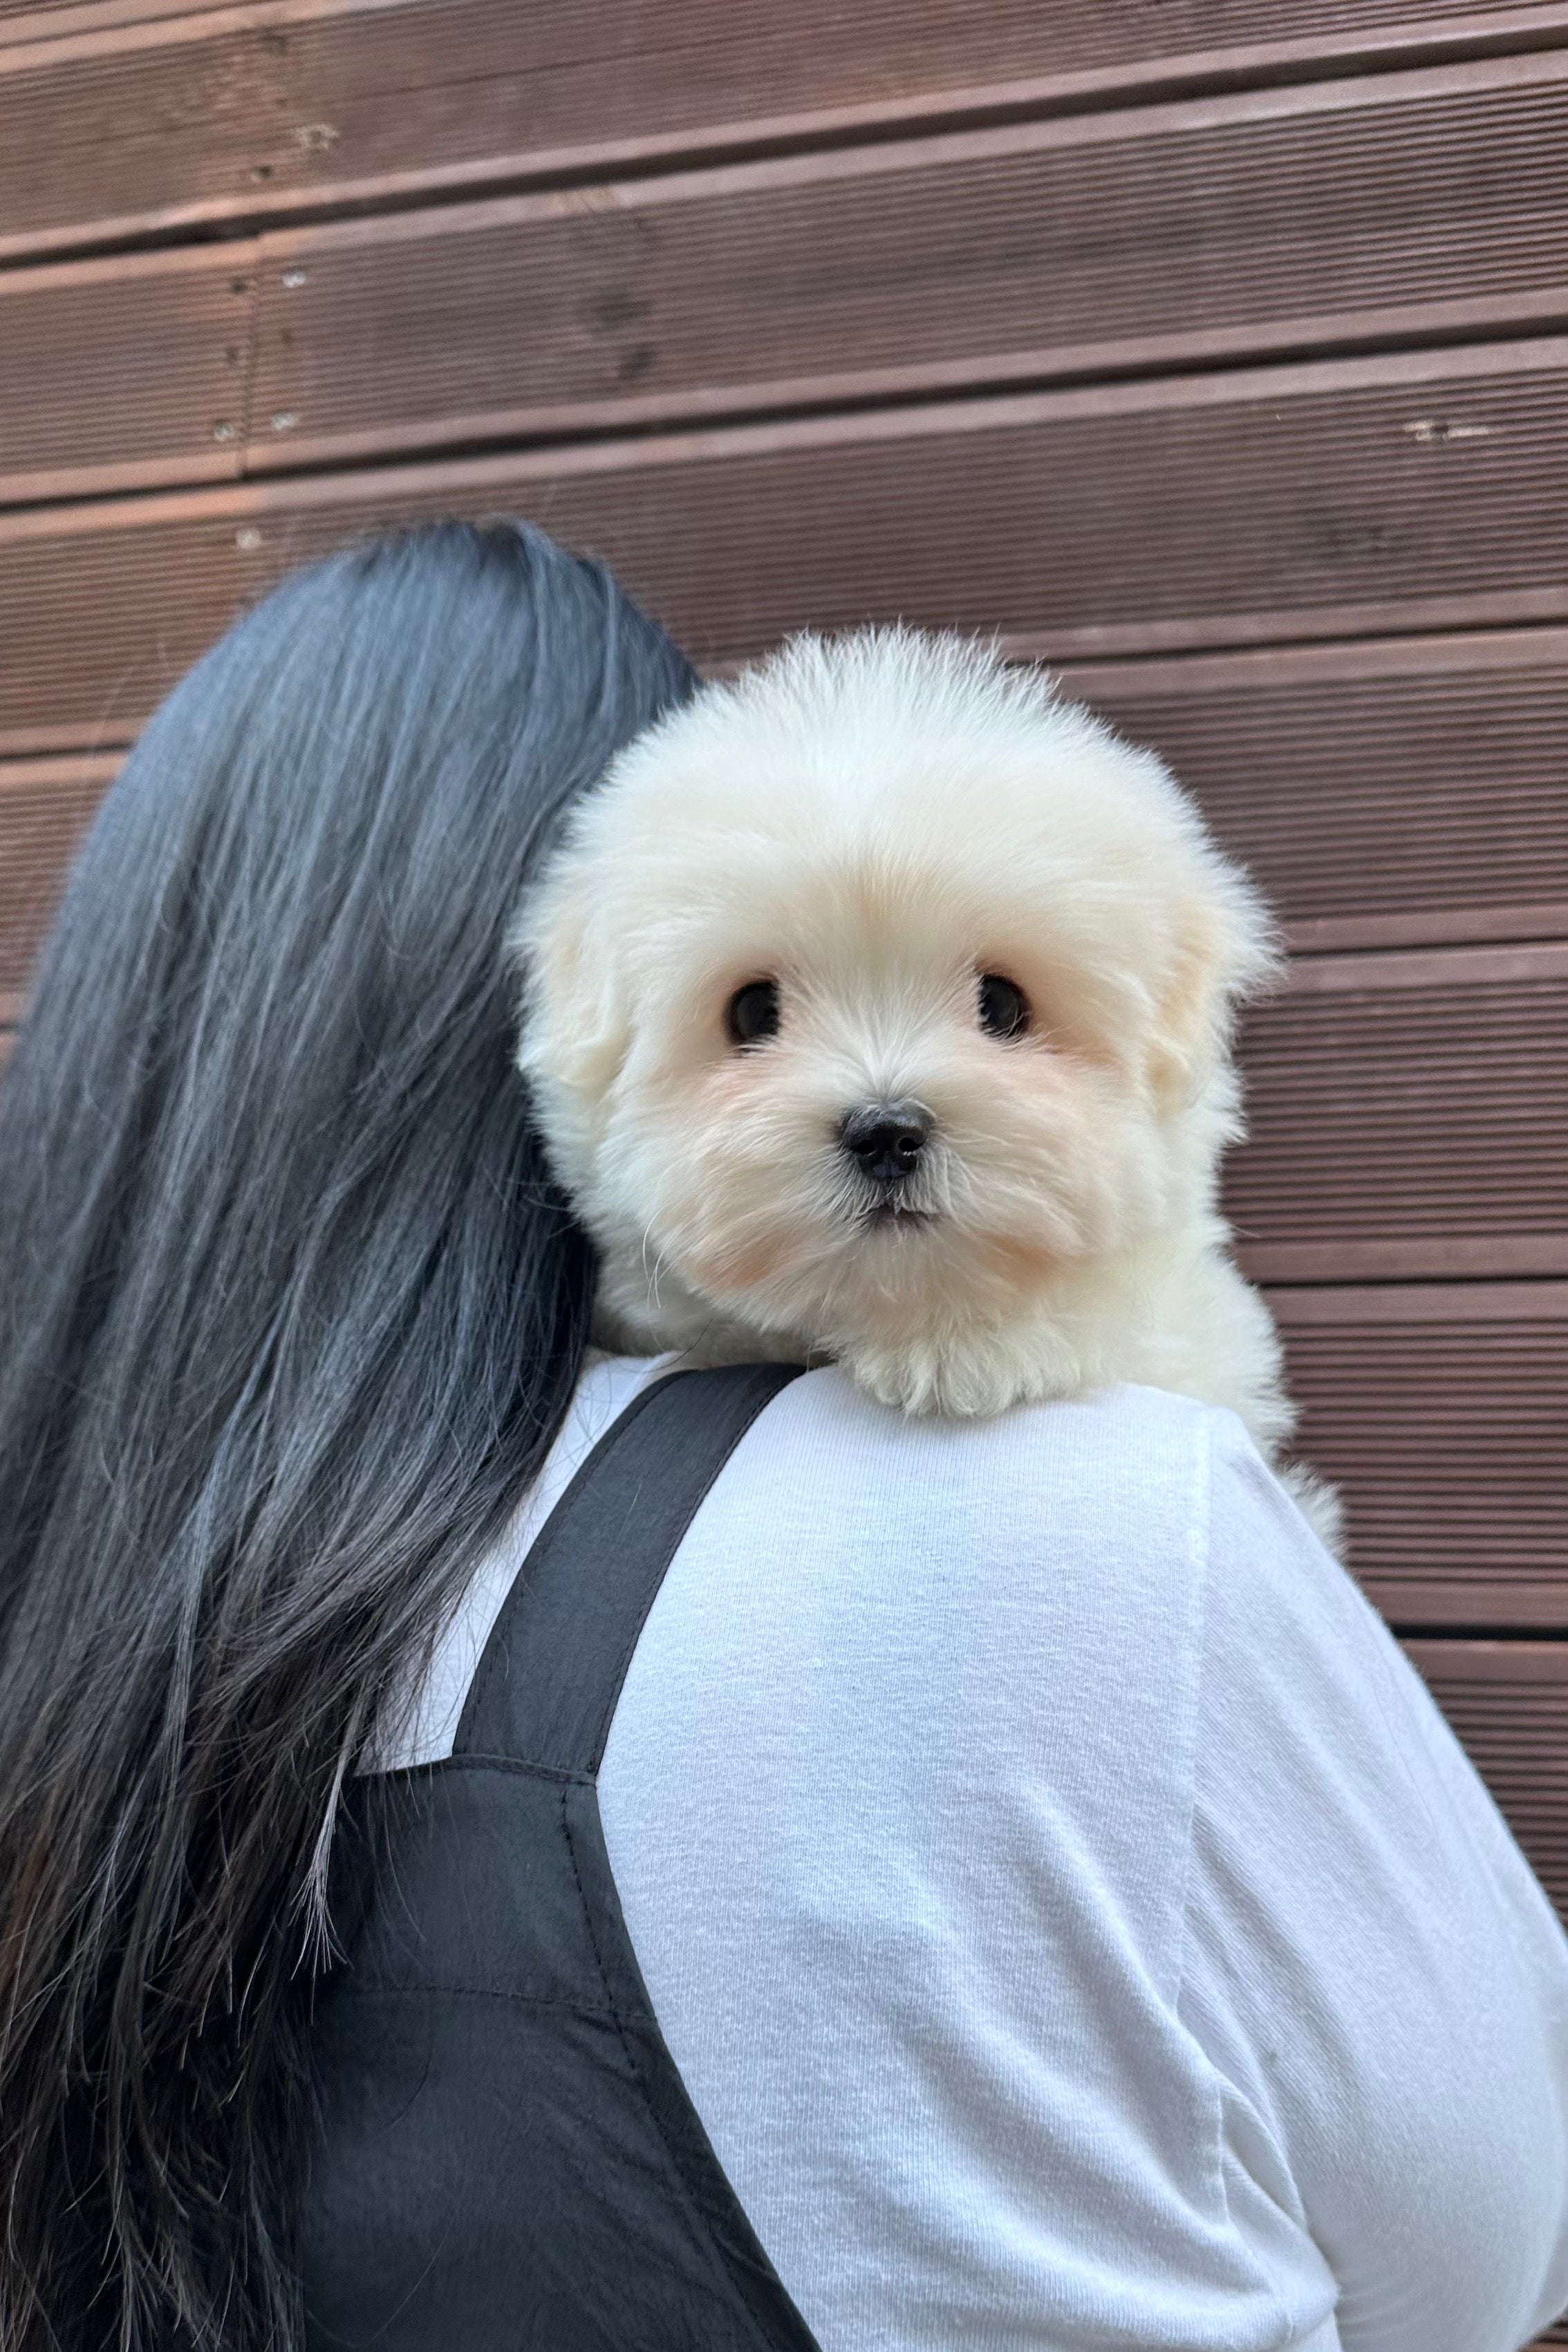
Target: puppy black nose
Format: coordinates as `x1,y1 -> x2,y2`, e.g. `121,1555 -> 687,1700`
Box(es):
840,1101 -> 931,1187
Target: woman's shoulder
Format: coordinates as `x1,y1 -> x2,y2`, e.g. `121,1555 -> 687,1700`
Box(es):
696,1361 -> 1374,1837
613,1368 -> 1257,2120
732,1363 -> 1368,1688
734,1361 -> 1234,1592
680,1366 -> 1239,1833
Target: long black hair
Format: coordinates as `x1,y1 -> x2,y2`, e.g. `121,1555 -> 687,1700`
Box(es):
0,521 -> 695,2349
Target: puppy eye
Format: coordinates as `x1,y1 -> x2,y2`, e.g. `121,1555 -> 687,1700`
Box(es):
977,973 -> 1030,1041
726,978 -> 781,1047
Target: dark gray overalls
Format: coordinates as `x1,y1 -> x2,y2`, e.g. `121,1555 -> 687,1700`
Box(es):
302,1362 -> 821,2351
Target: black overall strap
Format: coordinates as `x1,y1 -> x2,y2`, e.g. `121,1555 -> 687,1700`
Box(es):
306,1357 -> 823,2351
454,1360 -> 803,1773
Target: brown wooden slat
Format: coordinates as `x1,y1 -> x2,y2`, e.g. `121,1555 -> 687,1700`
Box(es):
7,780 -> 1562,1271
1404,1639 -> 1568,1919
7,0 -> 1568,264
0,245 -> 254,504
1063,629 -> 1568,954
26,50 -> 1568,505
1,631 -> 1562,960
0,980 -> 20,1072
1230,942 -> 1568,1283
0,0 -> 221,32
0,755 -> 119,993
7,339 -> 1568,754
0,6 -> 278,266
239,52 -> 1568,478
1273,1285 -> 1568,1627
6,637 -> 1566,1011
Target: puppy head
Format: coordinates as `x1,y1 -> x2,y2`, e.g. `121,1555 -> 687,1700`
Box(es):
512,629 -> 1276,1357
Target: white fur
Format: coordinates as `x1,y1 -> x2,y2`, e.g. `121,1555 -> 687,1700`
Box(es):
513,630 -> 1334,1532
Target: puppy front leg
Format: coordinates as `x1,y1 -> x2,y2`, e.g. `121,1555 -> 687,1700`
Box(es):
841,1313 -> 1085,1419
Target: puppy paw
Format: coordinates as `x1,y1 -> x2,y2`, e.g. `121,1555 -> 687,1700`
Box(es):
845,1327 -> 1072,1419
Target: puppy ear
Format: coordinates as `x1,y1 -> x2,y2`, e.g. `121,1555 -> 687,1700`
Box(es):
1146,870 -> 1280,1111
510,857 -> 633,1115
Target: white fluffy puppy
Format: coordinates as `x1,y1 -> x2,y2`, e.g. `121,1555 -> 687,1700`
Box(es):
514,628 -> 1309,1480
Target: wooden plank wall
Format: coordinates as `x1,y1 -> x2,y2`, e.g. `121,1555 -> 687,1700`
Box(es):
1,5 -> 1567,2293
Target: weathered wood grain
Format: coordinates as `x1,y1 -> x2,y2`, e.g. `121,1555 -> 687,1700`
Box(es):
1230,943 -> 1568,1285
1278,1285 -> 1568,1627
6,0 -> 1568,263
1063,629 -> 1568,955
3,340 -> 1567,752
241,54 -> 1568,476
0,244 -> 256,503
1406,1638 -> 1568,1909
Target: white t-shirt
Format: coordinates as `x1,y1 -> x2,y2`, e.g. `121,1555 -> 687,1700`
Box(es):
383,1354 -> 1568,2352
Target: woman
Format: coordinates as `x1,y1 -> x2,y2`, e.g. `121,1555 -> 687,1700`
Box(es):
0,521 -> 1564,2352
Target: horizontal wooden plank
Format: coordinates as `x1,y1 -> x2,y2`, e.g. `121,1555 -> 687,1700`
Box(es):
1229,941 -> 1568,1282
23,50 -> 1568,504
1,632 -> 1562,962
1405,1641 -> 1568,1921
5,624 -> 1565,985
0,4 -> 275,266
1271,1279 -> 1568,1323
1065,627 -> 1568,954
0,755 -> 120,993
7,0 -> 1568,264
1270,1285 -> 1568,1627
1278,937 -> 1568,989
229,51 -> 1568,483
0,0 -> 223,37
6,626 -> 1568,1021
1247,1235 -> 1568,1280
8,339 -> 1568,752
0,243 -> 255,504
24,48 -> 1568,512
